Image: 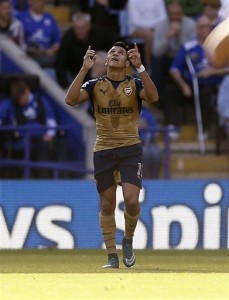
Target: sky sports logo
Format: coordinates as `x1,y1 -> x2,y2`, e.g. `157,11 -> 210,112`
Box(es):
0,182 -> 228,249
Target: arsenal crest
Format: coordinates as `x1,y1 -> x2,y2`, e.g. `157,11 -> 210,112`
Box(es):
123,86 -> 132,96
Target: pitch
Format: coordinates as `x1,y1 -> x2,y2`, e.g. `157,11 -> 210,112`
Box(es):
0,249 -> 228,299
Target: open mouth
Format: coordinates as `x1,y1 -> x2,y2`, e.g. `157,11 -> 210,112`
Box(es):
111,57 -> 119,62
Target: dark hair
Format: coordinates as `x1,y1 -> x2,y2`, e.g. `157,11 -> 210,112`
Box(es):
10,79 -> 28,103
166,0 -> 184,9
0,0 -> 11,4
202,0 -> 221,8
112,41 -> 130,52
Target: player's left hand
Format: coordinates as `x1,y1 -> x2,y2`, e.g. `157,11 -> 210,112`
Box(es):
128,43 -> 142,68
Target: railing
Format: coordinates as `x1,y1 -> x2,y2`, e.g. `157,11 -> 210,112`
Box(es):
0,125 -> 175,179
0,125 -> 91,179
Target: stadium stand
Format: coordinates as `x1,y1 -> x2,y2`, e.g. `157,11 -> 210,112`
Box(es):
1,0 -> 228,179
0,33 -> 96,178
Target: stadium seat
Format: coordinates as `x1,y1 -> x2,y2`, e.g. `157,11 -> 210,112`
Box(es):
45,5 -> 71,23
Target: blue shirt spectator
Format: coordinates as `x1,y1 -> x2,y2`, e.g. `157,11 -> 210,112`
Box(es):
0,78 -> 58,178
0,79 -> 57,149
17,9 -> 60,49
0,0 -> 25,49
163,16 -> 228,136
170,39 -> 223,86
0,93 -> 56,136
17,0 -> 60,68
139,106 -> 158,143
11,0 -> 28,11
139,106 -> 162,179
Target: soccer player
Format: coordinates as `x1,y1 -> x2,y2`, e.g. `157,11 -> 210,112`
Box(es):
65,41 -> 158,268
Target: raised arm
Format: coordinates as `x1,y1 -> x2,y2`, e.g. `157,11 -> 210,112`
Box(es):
128,43 -> 159,103
65,46 -> 96,106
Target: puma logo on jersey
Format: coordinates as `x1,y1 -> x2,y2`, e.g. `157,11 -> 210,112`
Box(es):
99,89 -> 106,96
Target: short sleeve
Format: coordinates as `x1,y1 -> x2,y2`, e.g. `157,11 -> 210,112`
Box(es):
134,78 -> 144,96
81,79 -> 98,100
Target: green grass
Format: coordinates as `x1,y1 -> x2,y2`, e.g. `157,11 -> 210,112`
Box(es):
0,250 -> 228,299
0,249 -> 228,273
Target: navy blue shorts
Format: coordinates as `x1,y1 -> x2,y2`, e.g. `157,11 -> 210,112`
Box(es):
93,143 -> 143,193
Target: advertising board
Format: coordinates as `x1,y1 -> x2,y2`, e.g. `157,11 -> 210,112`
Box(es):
0,180 -> 228,249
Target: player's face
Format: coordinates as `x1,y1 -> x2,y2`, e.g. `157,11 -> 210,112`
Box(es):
106,46 -> 129,69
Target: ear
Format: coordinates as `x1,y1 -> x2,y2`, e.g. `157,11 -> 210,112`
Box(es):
105,59 -> 108,66
126,60 -> 130,67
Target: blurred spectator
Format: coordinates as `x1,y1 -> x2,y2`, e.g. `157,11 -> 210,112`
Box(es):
88,0 -> 127,41
127,0 -> 167,73
11,0 -> 28,11
217,75 -> 229,137
55,12 -> 111,89
17,0 -> 61,72
165,0 -> 203,18
219,0 -> 229,20
139,106 -> 162,179
90,50 -> 107,79
152,0 -> 197,97
0,0 -> 25,48
201,0 -> 221,27
84,0 -> 127,10
0,78 -> 58,178
163,16 -> 229,139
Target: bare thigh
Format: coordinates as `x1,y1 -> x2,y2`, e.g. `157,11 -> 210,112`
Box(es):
122,182 -> 140,216
100,183 -> 117,216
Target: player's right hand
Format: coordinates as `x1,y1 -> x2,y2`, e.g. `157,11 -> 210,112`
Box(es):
82,46 -> 96,70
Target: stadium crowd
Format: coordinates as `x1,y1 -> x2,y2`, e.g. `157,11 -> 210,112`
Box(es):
0,0 -> 229,179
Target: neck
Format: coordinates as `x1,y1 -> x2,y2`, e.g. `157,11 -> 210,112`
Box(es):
106,68 -> 127,81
